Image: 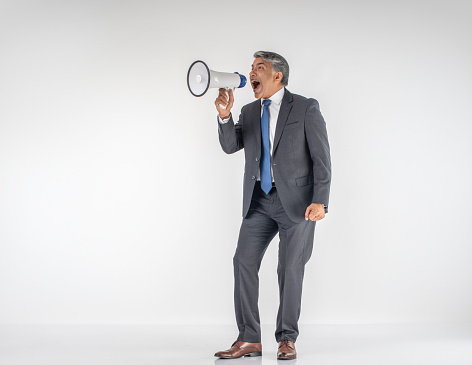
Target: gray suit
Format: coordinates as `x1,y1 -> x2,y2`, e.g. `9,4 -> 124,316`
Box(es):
218,88 -> 331,343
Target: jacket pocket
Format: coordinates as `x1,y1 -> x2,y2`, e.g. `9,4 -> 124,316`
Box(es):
296,174 -> 315,186
284,121 -> 300,130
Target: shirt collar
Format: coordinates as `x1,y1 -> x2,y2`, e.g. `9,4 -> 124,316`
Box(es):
261,87 -> 285,106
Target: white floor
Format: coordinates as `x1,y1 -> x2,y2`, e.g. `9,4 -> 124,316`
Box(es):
1,323 -> 471,365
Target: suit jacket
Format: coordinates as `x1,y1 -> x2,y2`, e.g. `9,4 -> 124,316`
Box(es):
218,88 -> 331,223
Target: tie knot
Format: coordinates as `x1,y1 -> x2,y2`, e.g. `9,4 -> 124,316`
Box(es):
263,99 -> 271,108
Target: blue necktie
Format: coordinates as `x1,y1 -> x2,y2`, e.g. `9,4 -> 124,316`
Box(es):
261,99 -> 272,194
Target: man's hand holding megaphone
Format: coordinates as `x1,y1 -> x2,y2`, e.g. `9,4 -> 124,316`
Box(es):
215,88 -> 234,120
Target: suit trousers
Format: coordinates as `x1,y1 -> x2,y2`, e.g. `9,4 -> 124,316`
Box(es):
234,182 -> 316,343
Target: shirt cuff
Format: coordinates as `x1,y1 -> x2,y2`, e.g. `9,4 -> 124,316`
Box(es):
218,115 -> 230,124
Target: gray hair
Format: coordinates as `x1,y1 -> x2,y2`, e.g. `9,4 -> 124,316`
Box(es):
253,51 -> 289,86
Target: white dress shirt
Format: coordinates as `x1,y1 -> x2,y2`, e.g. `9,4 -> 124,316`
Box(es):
219,87 -> 285,182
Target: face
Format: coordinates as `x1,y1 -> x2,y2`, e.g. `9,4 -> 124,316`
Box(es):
249,57 -> 284,99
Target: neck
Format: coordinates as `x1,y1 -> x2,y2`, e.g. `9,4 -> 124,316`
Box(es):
263,85 -> 284,100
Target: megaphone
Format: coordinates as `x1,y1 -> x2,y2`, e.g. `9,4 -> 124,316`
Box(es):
187,60 -> 247,97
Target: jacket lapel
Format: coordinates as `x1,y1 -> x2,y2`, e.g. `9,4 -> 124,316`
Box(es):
272,88 -> 293,154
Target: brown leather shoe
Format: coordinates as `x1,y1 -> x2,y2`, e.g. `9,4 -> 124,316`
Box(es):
277,339 -> 296,360
214,340 -> 262,359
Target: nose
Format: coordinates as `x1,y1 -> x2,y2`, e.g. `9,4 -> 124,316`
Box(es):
249,69 -> 256,78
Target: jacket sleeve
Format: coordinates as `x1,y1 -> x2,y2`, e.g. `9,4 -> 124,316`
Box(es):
217,110 -> 244,154
305,99 -> 331,209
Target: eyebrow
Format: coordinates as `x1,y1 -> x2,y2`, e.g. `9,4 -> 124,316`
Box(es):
251,62 -> 266,69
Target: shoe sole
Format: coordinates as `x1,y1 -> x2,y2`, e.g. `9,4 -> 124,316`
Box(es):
244,352 -> 262,357
215,352 -> 262,359
277,355 -> 297,360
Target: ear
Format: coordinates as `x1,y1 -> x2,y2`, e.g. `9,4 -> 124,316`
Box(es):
273,71 -> 283,84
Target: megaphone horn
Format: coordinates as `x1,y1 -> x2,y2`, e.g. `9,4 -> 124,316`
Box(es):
187,60 -> 247,97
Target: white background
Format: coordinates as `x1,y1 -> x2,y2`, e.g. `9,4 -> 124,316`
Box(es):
0,0 -> 471,326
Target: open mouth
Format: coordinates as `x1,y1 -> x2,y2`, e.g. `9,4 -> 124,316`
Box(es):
251,80 -> 261,92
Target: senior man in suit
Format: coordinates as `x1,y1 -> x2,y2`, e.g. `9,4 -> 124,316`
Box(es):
214,51 -> 331,360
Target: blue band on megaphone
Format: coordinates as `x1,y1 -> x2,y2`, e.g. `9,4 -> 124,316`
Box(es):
235,73 -> 247,88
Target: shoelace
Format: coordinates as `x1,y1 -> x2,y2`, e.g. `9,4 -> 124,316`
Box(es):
279,339 -> 294,349
231,341 -> 240,348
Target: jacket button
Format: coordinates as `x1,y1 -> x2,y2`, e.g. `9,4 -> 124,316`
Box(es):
273,163 -> 277,166
255,157 -> 260,161
251,176 -> 255,180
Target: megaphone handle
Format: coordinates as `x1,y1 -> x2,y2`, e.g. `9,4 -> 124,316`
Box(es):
218,88 -> 235,111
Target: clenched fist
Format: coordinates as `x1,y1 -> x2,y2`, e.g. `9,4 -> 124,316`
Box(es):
215,88 -> 234,120
305,203 -> 325,221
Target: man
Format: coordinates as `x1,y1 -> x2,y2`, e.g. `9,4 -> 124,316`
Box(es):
214,51 -> 331,360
